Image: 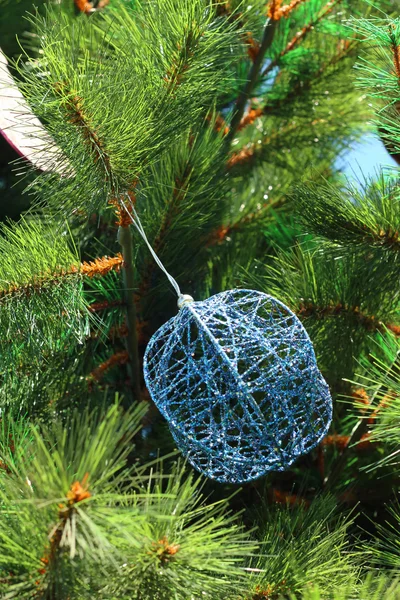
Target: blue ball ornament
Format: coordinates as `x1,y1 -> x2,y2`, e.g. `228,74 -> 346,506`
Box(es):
144,289 -> 332,484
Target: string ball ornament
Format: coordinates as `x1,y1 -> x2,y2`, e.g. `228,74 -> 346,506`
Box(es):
119,196 -> 332,484
144,289 -> 332,484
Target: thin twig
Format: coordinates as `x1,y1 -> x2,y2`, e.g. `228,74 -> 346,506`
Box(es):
225,18 -> 277,145
117,225 -> 142,401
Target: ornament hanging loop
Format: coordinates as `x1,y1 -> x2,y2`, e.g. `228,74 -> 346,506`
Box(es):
177,294 -> 195,309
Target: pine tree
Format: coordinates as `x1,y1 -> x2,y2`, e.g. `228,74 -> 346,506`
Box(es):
1,0 -> 400,598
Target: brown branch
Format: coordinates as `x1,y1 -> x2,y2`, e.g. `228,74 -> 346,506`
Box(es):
117,225 -> 142,400
267,0 -> 308,21
226,145 -> 256,169
226,18 -> 278,144
367,392 -> 396,425
108,189 -> 143,401
215,0 -> 259,64
352,387 -> 397,424
163,30 -> 199,94
389,25 -> 400,82
238,107 -> 264,131
376,27 -> 400,164
149,536 -> 180,564
322,433 -> 376,451
38,475 -> 91,590
245,33 -> 261,63
387,323 -> 400,335
341,221 -> 400,252
89,322 -> 127,341
271,487 -> 309,507
79,254 -> 124,278
379,126 -> 400,166
212,5 -> 269,135
267,0 -> 283,21
215,16 -> 262,71
226,103 -> 332,169
215,1 -> 232,17
108,188 -> 143,402
88,299 -> 125,313
351,387 -> 369,407
107,322 -> 129,340
0,434 -> 15,475
109,188 -> 137,228
262,0 -> 343,78
89,320 -> 149,346
253,581 -> 290,600
54,82 -> 112,176
206,112 -> 230,136
216,3 -> 266,93
226,119 -> 306,169
88,350 -> 129,383
0,254 -> 124,302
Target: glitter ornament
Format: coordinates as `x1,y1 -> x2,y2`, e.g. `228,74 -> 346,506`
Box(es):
144,288 -> 332,484
119,197 -> 332,484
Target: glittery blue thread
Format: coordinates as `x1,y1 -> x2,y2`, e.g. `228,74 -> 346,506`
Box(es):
144,289 -> 332,484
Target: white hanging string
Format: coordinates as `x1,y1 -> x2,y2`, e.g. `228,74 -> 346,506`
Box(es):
119,195 -> 194,308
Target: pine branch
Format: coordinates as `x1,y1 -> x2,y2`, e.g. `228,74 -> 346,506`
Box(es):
17,2 -> 242,215
295,178 -> 400,254
214,0 -> 260,65
0,254 -> 123,301
38,475 -> 92,594
226,120 -> 320,170
163,28 -> 199,93
54,81 -> 113,178
324,347 -> 400,489
261,0 -> 344,78
247,496 -> 358,598
295,575 -> 400,600
351,16 -> 400,163
377,25 -> 400,163
262,39 -> 357,116
206,111 -> 230,136
250,243 -> 400,380
80,254 -> 124,277
102,462 -> 254,599
298,301 -> 400,337
322,433 -> 376,451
